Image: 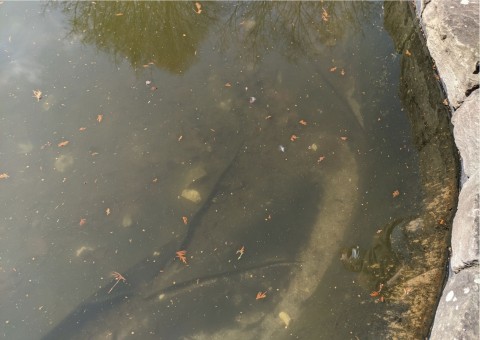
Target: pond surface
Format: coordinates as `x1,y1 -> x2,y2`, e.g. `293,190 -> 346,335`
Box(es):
1,2 -> 424,339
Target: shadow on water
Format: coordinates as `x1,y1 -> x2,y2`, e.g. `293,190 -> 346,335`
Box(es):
0,1 -> 454,339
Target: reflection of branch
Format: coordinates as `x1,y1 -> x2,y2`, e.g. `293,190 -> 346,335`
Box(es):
217,1 -> 374,66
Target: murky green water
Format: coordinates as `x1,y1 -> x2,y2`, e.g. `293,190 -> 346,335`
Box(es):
1,2 -> 425,339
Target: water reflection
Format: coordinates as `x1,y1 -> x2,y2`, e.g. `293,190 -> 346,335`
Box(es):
0,1 -> 423,339
52,1 -> 374,72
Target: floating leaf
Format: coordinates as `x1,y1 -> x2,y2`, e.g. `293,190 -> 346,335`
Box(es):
340,136 -> 348,141
79,218 -> 87,226
106,208 -> 111,216
290,135 -> 298,142
256,291 -> 267,300
392,190 -> 400,198
299,119 -> 307,126
0,173 -> 9,179
236,245 -> 245,260
32,89 -> 42,101
176,250 -> 188,264
321,7 -> 329,22
58,140 -> 69,147
108,271 -> 126,294
194,2 -> 202,14
329,66 -> 337,72
182,216 -> 188,225
97,114 -> 103,123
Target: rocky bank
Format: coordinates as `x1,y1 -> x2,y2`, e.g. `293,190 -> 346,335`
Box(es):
415,0 -> 479,338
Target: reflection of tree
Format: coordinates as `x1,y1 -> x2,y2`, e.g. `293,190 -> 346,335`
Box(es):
218,1 -> 374,63
51,1 -> 219,73
50,1 -> 375,73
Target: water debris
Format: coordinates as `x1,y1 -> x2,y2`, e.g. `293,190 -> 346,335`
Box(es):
32,89 -> 42,101
97,114 -> 103,123
0,173 -> 9,179
145,80 -> 151,86
176,250 -> 188,264
321,7 -> 329,21
194,2 -> 202,14
182,216 -> 188,225
105,208 -> 111,216
236,246 -> 245,260
278,145 -> 285,153
249,96 -> 256,104
278,311 -> 291,328
299,119 -> 307,126
290,135 -> 298,142
79,218 -> 87,226
75,245 -> 94,257
108,271 -> 126,294
57,140 -> 69,147
256,291 -> 267,300
392,190 -> 400,198
224,82 -> 232,87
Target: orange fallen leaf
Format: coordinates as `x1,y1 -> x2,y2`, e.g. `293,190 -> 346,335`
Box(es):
256,291 -> 267,300
176,250 -> 188,264
58,140 -> 69,147
194,2 -> 202,14
182,216 -> 188,225
108,271 -> 126,294
79,218 -> 87,226
299,119 -> 307,126
370,291 -> 380,297
106,208 -> 111,216
329,66 -> 337,72
97,114 -> 103,123
317,156 -> 326,163
405,50 -> 412,56
290,134 -> 298,142
0,173 -> 9,179
392,190 -> 400,198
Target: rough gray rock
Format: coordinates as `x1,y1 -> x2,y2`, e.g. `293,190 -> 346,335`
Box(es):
451,172 -> 480,273
422,0 -> 480,108
452,89 -> 480,181
430,266 -> 480,340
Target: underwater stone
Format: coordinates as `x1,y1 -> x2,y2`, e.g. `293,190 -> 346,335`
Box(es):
181,189 -> 202,204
